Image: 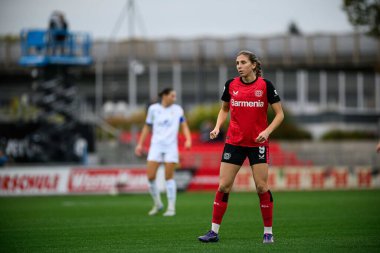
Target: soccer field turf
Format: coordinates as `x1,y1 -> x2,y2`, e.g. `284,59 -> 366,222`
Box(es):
1,190 -> 379,253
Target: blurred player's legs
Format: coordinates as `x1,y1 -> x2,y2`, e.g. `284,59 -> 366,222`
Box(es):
147,179 -> 163,215
252,163 -> 274,243
147,161 -> 163,215
148,202 -> 163,216
163,179 -> 176,216
163,162 -> 177,216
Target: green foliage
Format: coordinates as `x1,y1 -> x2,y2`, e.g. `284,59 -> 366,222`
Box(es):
186,103 -> 228,131
96,110 -> 146,140
342,0 -> 380,37
4,96 -> 39,121
105,111 -> 146,130
100,103 -> 312,140
321,129 -> 377,140
0,34 -> 20,42
267,107 -> 312,140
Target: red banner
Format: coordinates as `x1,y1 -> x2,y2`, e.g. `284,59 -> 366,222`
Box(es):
0,166 -> 378,196
0,168 -> 69,195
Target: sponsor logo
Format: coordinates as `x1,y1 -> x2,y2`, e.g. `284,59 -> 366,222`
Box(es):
274,90 -> 278,96
68,169 -> 149,193
255,90 -> 263,97
158,118 -> 172,127
0,174 -> 60,191
69,170 -> 119,192
233,90 -> 239,95
231,99 -> 264,108
261,204 -> 270,208
223,152 -> 231,160
259,154 -> 265,159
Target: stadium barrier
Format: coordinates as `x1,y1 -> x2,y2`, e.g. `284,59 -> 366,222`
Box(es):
189,166 -> 379,192
0,165 -> 379,196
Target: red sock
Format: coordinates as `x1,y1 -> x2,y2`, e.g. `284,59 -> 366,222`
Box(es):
212,191 -> 229,225
259,190 -> 273,227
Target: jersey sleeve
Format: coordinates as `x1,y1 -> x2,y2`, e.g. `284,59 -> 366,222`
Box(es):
179,106 -> 185,123
265,79 -> 281,104
145,105 -> 154,125
221,79 -> 234,102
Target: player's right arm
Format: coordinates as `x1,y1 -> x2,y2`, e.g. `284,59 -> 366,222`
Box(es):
210,79 -> 232,140
135,124 -> 152,156
210,101 -> 229,140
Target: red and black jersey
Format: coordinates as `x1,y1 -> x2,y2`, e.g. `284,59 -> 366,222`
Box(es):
221,76 -> 281,147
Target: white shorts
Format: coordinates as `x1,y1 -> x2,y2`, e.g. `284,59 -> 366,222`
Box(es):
147,144 -> 179,163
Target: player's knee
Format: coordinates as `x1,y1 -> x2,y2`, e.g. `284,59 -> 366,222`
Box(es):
218,183 -> 232,193
256,183 -> 268,194
165,175 -> 174,180
147,175 -> 156,181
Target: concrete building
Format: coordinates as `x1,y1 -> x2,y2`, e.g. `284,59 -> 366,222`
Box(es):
1,32 -> 379,138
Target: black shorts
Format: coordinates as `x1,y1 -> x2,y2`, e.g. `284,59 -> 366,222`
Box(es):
221,143 -> 269,166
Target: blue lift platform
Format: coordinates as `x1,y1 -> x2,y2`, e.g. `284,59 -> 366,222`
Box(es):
15,29 -> 94,164
19,29 -> 92,67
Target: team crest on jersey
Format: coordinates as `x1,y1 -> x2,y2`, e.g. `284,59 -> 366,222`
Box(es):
255,90 -> 263,97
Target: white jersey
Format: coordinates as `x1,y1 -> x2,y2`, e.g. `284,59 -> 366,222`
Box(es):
146,103 -> 185,147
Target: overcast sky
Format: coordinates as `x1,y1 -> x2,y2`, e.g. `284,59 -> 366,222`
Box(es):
0,0 -> 354,40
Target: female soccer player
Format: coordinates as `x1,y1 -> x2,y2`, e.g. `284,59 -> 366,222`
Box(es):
135,88 -> 192,216
198,50 -> 284,243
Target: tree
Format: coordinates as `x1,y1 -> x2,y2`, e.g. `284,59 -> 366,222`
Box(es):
342,0 -> 380,37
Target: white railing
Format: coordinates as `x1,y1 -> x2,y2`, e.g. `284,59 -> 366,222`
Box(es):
1,33 -> 379,67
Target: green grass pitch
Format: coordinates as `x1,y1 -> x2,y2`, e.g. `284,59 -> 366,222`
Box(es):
1,190 -> 380,253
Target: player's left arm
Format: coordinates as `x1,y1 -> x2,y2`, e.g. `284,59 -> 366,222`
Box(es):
256,79 -> 284,143
181,120 -> 192,149
256,102 -> 284,143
